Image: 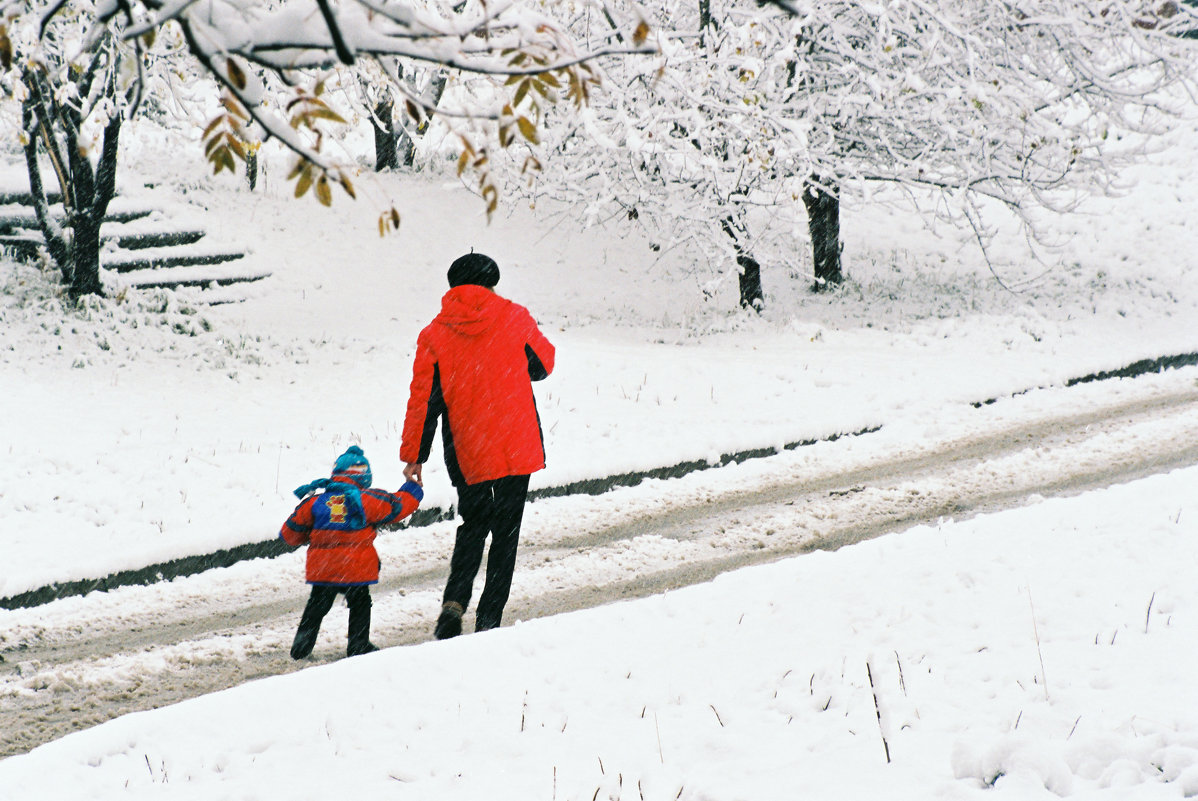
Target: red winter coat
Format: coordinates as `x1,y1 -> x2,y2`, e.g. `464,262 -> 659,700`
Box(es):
401,285 -> 555,486
280,479 -> 422,585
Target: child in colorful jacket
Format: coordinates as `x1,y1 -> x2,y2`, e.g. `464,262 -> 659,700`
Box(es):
280,445 -> 423,659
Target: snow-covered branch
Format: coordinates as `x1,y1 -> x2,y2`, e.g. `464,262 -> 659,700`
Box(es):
502,0 -> 1198,300
15,0 -> 653,206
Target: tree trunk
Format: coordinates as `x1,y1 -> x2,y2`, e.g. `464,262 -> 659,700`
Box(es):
409,72 -> 449,168
737,254 -> 764,311
721,215 -> 765,311
21,65 -> 121,298
63,106 -> 120,298
698,0 -> 718,46
397,119 -> 416,169
372,99 -> 399,171
70,212 -> 104,297
803,176 -> 842,291
21,100 -> 72,272
246,148 -> 259,190
390,70 -> 450,169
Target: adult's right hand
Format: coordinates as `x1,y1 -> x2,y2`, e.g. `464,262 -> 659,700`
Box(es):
403,462 -> 423,486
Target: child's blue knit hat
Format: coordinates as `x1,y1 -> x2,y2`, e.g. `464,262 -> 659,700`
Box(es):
332,445 -> 372,488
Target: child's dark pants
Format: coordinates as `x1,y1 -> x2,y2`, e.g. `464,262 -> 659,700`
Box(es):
291,584 -> 373,658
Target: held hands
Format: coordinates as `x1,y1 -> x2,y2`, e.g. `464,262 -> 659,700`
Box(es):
403,462 -> 423,486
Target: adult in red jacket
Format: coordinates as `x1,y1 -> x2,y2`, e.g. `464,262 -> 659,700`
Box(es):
401,252 -> 555,639
281,445 -> 423,658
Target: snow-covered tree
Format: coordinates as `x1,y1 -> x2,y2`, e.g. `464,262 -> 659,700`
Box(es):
362,64 -> 448,172
509,0 -> 1198,307
2,3 -> 138,297
89,0 -> 646,209
1,0 -> 650,296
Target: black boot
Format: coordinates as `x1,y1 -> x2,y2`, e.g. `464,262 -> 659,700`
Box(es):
291,626 -> 319,660
435,602 -> 464,640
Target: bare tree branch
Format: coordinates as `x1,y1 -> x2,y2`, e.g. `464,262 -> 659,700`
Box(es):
315,0 -> 356,65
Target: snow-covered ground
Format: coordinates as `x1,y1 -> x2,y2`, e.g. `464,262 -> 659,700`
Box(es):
0,116 -> 1197,798
2,464 -> 1198,801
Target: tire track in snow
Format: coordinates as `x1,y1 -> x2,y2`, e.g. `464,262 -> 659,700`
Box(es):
510,384 -> 1198,614
535,384 -> 1198,553
2,383 -> 1198,757
7,351 -> 1196,613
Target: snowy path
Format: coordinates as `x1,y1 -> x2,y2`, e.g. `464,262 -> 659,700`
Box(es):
2,377 -> 1198,757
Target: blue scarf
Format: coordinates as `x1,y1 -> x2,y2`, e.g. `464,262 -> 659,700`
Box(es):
293,477 -> 366,529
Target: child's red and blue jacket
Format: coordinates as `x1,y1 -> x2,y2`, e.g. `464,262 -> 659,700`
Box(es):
280,479 -> 423,585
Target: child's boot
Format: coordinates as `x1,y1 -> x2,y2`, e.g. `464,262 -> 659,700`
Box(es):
291,626 -> 320,659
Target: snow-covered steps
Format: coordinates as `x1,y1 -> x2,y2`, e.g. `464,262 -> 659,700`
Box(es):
0,231 -> 43,259
106,247 -> 247,273
0,189 -> 64,205
1,228 -> 212,260
112,229 -> 207,250
0,203 -> 155,231
0,181 -> 266,300
117,261 -> 272,291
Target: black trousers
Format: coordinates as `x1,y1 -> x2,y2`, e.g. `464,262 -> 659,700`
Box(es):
443,474 -> 530,632
291,584 -> 373,658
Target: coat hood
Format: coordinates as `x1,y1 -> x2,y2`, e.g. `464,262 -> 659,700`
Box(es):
436,284 -> 506,337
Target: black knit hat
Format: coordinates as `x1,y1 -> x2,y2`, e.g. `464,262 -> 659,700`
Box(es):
447,253 -> 500,288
